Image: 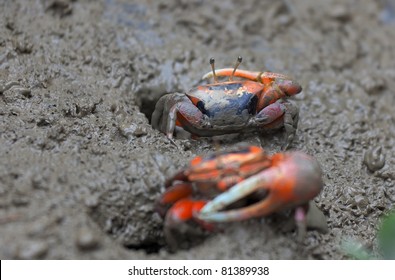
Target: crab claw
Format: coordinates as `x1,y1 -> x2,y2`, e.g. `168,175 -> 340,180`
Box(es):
197,152 -> 323,223
202,68 -> 290,82
202,68 -> 262,82
202,69 -> 302,97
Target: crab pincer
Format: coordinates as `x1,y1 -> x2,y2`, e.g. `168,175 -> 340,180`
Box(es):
197,152 -> 323,240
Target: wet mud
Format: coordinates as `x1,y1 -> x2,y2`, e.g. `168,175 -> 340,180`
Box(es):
1,0 -> 395,259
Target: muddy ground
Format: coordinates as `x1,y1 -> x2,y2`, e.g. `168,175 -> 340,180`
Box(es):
1,0 -> 395,259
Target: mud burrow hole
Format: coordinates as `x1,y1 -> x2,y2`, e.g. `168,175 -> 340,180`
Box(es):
135,87 -> 163,123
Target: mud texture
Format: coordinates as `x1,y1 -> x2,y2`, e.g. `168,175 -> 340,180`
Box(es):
1,0 -> 395,259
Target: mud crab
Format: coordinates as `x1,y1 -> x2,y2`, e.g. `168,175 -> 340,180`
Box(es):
156,145 -> 323,250
152,57 -> 302,148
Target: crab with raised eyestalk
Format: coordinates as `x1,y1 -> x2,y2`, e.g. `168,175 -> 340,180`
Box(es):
152,57 -> 302,148
156,145 -> 323,250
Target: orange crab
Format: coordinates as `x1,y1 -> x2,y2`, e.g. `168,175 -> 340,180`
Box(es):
156,145 -> 323,250
152,57 -> 302,148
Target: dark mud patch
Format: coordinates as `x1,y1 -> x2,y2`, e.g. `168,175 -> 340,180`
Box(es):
134,86 -> 169,122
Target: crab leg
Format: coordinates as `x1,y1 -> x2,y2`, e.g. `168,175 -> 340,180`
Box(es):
155,96 -> 208,139
251,102 -> 286,125
294,206 -> 307,241
253,101 -> 299,149
160,183 -> 193,205
164,198 -> 212,251
151,95 -> 166,131
156,183 -> 193,218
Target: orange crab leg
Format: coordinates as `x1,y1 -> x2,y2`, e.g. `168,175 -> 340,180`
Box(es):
164,198 -> 215,231
189,157 -> 272,181
166,199 -> 206,222
160,183 -> 193,205
156,183 -> 193,218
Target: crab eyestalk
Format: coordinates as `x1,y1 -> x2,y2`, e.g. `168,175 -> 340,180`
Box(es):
209,57 -> 218,83
229,56 -> 243,81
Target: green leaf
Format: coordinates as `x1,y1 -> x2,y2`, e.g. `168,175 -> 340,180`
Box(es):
378,211 -> 395,260
342,238 -> 374,260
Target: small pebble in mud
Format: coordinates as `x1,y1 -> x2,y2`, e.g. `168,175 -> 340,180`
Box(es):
18,241 -> 48,259
353,194 -> 369,209
84,196 -> 99,208
75,227 -> 100,251
363,146 -> 386,172
359,75 -> 386,95
119,123 -> 148,138
329,5 -> 351,22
